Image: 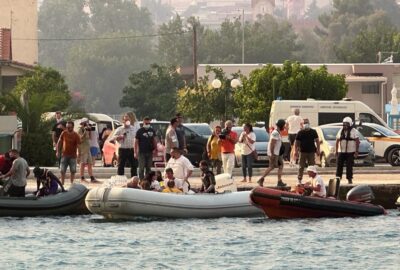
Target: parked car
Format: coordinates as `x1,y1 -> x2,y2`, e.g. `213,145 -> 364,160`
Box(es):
183,123 -> 212,139
102,121 -> 208,167
353,123 -> 400,166
315,125 -> 375,167
232,126 -> 269,167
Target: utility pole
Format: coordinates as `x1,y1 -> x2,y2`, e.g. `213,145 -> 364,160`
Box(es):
241,8 -> 244,64
193,23 -> 198,89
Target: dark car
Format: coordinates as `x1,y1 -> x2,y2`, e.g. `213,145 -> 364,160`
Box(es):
141,121 -> 208,166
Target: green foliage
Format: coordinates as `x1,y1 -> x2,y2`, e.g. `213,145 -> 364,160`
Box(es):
0,66 -> 70,134
233,61 -> 348,124
177,66 -> 238,122
21,132 -> 56,166
38,0 -> 90,70
316,0 -> 400,62
120,64 -> 185,119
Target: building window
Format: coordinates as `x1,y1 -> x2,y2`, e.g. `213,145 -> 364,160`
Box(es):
362,83 -> 380,94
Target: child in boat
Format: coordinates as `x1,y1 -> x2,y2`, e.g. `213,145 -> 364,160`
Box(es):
199,160 -> 216,193
162,178 -> 182,193
304,165 -> 326,198
33,167 -> 65,197
143,171 -> 161,191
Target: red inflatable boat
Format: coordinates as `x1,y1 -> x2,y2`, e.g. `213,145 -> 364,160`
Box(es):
250,186 -> 386,219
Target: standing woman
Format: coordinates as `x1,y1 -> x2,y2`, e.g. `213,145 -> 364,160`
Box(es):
207,126 -> 222,174
239,123 -> 256,183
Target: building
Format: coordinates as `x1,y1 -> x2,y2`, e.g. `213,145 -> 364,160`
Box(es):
0,0 -> 38,65
0,0 -> 37,93
251,0 -> 275,20
285,0 -> 306,19
198,63 -> 400,120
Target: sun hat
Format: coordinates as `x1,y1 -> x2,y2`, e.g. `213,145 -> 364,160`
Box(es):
306,165 -> 318,174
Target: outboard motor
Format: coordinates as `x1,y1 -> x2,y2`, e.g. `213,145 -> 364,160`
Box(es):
346,185 -> 375,203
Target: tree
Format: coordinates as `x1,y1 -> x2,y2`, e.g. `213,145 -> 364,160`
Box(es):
233,61 -> 347,124
316,0 -> 400,62
38,0 -> 90,70
0,66 -> 70,134
120,64 -> 185,119
177,66 -> 238,123
140,0 -> 174,25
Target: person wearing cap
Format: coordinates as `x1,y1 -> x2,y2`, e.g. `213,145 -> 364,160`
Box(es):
257,119 -> 287,187
78,118 -> 98,183
33,167 -> 65,197
335,117 -> 360,184
304,165 -> 326,198
56,121 -> 80,184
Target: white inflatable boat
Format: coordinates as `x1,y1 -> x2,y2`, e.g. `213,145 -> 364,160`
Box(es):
85,188 -> 263,219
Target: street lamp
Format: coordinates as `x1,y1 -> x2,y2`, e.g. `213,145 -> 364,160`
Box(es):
212,78 -> 241,122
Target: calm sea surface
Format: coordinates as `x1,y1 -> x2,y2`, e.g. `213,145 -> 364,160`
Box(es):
0,212 -> 399,270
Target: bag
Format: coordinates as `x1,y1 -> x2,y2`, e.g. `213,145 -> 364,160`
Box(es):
252,150 -> 258,161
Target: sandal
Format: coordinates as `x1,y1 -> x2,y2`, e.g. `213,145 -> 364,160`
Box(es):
257,177 -> 264,187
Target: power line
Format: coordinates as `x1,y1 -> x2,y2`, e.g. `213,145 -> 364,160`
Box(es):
13,30 -> 191,41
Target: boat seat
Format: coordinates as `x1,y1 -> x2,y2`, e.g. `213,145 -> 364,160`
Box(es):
327,178 -> 340,199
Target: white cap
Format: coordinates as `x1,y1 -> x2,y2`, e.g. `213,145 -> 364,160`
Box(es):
343,117 -> 353,126
80,117 -> 88,123
306,165 -> 317,174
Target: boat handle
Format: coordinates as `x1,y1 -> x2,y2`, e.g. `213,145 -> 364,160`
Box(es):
106,203 -> 120,208
90,203 -> 101,208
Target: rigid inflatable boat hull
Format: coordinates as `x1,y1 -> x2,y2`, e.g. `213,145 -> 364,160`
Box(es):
250,187 -> 386,219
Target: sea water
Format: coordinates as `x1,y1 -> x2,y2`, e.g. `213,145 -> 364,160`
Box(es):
0,212 -> 399,270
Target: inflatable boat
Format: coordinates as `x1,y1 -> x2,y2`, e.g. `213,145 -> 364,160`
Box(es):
85,187 -> 264,219
250,185 -> 386,219
0,184 -> 89,217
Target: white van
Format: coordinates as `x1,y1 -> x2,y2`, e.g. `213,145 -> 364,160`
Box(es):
269,99 -> 389,143
88,113 -> 121,133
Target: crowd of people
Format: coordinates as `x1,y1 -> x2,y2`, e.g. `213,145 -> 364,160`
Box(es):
0,108 -> 360,199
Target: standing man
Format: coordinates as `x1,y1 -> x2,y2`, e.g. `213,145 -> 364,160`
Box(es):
257,119 -> 287,187
218,120 -> 238,177
336,117 -> 359,184
175,113 -> 187,154
286,108 -> 303,164
165,117 -> 179,162
57,121 -> 80,185
165,148 -> 194,192
135,116 -> 157,180
78,118 -> 97,183
0,149 -> 30,197
113,113 -> 139,177
294,118 -> 320,184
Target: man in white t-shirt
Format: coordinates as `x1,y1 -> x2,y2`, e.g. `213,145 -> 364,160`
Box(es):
286,108 -> 303,164
257,119 -> 287,187
304,165 -> 326,197
165,148 -> 194,192
335,117 -> 360,184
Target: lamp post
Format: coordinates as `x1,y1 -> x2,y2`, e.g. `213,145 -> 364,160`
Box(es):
212,78 -> 241,122
237,9 -> 245,64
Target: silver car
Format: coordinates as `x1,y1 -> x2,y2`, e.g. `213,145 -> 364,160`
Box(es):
315,125 -> 375,167
232,126 -> 269,167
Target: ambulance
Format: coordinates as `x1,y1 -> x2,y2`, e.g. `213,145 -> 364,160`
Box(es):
269,99 -> 389,144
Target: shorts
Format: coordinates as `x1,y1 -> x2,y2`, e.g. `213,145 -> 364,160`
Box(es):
60,156 -> 77,174
289,134 -> 297,145
269,154 -> 283,169
79,152 -> 93,165
90,147 -> 99,157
